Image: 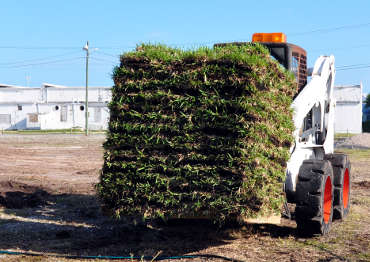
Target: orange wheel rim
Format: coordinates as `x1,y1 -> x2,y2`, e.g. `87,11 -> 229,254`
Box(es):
343,168 -> 350,209
323,176 -> 332,223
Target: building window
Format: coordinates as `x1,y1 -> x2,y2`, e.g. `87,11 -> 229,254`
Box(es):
94,107 -> 101,122
80,105 -> 85,111
55,105 -> 59,111
0,114 -> 11,124
29,114 -> 38,123
60,105 -> 68,122
18,105 -> 22,111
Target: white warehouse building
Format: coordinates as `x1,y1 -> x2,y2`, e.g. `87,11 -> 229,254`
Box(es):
0,83 -> 111,130
333,84 -> 363,134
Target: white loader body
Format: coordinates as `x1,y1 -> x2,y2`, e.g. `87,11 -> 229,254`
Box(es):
285,55 -> 336,198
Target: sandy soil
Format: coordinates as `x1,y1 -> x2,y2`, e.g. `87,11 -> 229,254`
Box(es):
0,134 -> 103,195
336,133 -> 370,149
0,134 -> 368,262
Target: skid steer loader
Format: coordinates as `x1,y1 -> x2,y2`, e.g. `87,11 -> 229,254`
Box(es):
216,32 -> 351,235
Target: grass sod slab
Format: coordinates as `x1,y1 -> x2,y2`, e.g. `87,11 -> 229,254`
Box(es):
97,43 -> 297,223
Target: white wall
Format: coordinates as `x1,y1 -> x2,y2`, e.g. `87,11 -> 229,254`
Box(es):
334,84 -> 363,134
0,88 -> 41,103
0,85 -> 111,130
44,87 -> 111,103
334,103 -> 362,133
0,103 -> 38,130
38,103 -> 109,130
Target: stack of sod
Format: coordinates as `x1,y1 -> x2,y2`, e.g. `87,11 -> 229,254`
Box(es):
97,43 -> 297,223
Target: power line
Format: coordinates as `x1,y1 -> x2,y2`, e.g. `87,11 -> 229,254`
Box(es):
310,43 -> 370,53
0,55 -> 116,69
92,45 -> 135,50
337,63 -> 370,69
289,21 -> 370,36
90,56 -> 117,64
0,45 -> 136,51
0,57 -> 84,69
94,50 -> 120,58
163,21 -> 370,46
337,64 -> 370,71
169,21 -> 370,45
0,46 -> 81,50
0,51 -> 81,66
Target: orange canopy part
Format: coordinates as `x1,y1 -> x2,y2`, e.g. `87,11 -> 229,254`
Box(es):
252,33 -> 287,43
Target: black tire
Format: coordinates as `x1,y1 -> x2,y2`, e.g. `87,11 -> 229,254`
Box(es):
295,160 -> 334,235
324,154 -> 351,220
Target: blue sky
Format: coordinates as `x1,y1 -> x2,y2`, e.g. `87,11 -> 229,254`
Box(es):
1,0 -> 370,94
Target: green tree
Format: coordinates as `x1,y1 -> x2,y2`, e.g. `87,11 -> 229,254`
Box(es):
366,94 -> 370,108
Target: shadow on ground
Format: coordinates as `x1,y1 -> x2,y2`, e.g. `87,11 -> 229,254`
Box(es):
0,187 -> 298,259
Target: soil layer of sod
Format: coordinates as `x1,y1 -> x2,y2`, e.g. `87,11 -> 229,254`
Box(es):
97,43 -> 297,223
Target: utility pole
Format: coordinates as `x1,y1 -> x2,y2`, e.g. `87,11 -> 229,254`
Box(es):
83,41 -> 89,136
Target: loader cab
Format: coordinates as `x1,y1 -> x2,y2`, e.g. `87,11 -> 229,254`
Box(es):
214,33 -> 308,93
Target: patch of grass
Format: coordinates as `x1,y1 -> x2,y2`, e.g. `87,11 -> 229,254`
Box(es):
2,129 -> 106,135
334,133 -> 357,139
352,195 -> 370,206
358,252 -> 370,261
122,43 -> 273,65
334,148 -> 370,159
303,239 -> 333,252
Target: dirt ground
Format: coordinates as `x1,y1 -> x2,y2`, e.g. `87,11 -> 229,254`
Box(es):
0,133 -> 369,262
